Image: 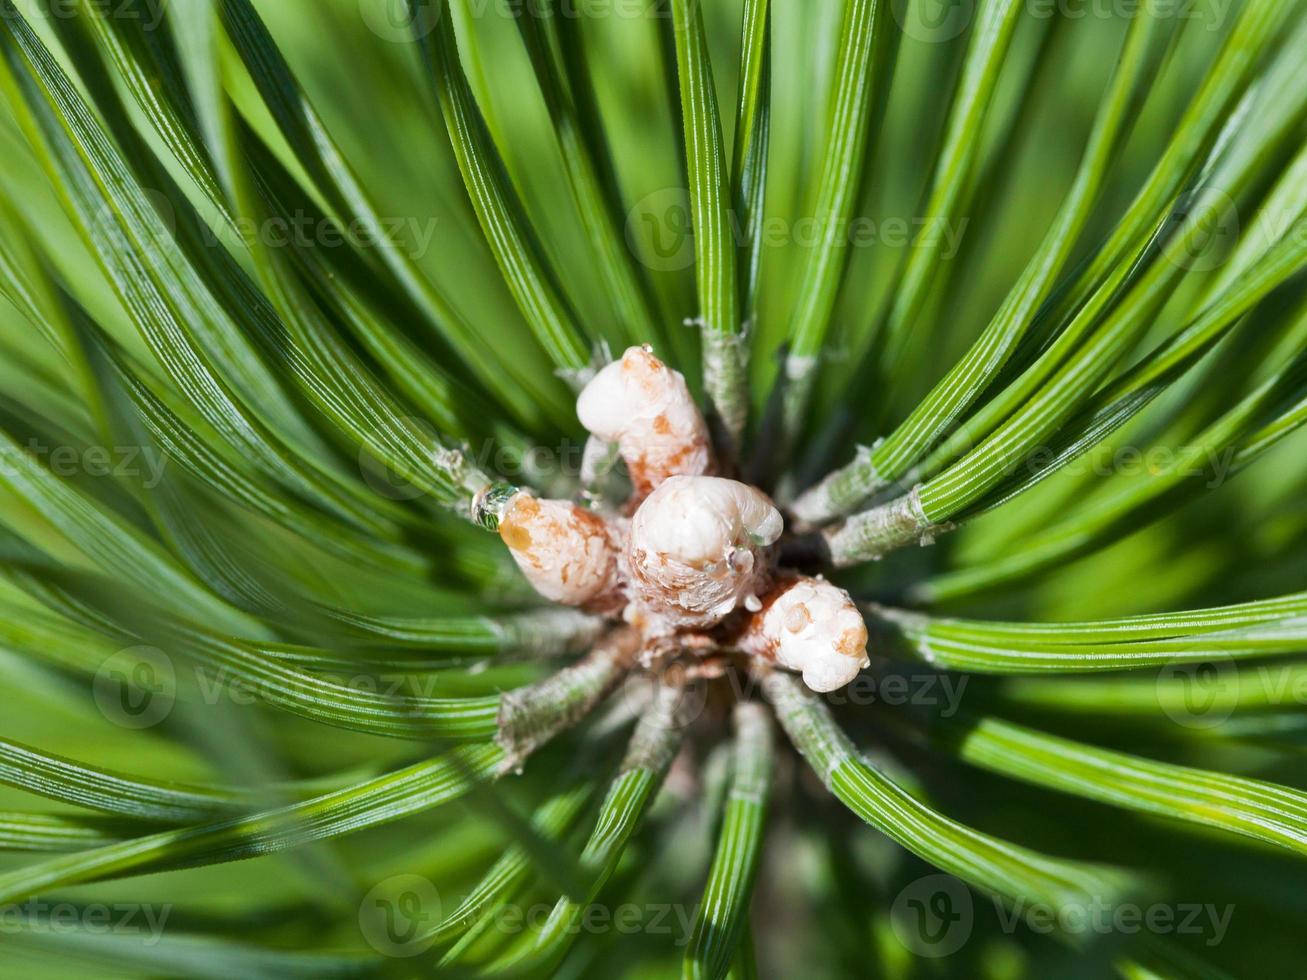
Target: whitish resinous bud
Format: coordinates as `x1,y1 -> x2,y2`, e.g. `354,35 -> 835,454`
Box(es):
627,475 -> 783,631
740,577 -> 870,693
493,490 -> 620,607
576,345 -> 712,498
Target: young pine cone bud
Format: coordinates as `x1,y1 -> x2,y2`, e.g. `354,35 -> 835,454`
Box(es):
627,475 -> 783,632
479,487 -> 620,608
576,345 -> 713,498
739,577 -> 870,693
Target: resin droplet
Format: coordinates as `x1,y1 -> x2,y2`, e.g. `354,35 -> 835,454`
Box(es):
740,577 -> 870,693
627,475 -> 783,632
472,483 -> 522,532
495,491 -> 620,607
576,346 -> 712,498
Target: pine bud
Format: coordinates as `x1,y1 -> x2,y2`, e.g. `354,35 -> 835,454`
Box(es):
627,475 -> 783,632
487,488 -> 620,607
576,345 -> 712,498
739,577 -> 870,693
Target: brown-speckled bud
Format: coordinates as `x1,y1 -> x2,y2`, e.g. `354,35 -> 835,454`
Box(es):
496,491 -> 620,607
